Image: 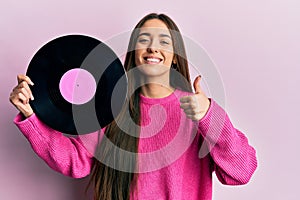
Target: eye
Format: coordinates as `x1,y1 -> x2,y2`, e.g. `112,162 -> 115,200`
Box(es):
138,38 -> 149,44
160,40 -> 170,46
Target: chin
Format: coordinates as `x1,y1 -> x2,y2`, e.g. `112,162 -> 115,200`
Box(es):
136,64 -> 170,78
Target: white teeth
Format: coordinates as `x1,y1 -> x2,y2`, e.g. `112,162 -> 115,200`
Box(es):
146,58 -> 160,63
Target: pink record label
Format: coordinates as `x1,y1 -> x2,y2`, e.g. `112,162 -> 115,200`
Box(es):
59,68 -> 96,105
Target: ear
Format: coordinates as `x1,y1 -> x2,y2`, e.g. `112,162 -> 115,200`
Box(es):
173,58 -> 177,64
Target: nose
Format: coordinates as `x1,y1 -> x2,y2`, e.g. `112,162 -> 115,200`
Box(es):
147,40 -> 159,53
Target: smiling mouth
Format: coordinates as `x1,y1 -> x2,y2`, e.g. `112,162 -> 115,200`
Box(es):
144,57 -> 163,64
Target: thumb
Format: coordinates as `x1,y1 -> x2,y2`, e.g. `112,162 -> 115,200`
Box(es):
193,75 -> 202,94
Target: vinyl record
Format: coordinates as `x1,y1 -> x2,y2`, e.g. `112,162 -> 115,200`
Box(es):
26,35 -> 127,135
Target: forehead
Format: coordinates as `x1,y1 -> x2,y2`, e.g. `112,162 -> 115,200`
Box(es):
139,19 -> 171,36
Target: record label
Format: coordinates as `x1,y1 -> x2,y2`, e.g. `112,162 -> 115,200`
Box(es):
59,68 -> 96,105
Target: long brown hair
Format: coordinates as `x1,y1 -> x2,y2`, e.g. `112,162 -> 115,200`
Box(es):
89,13 -> 192,200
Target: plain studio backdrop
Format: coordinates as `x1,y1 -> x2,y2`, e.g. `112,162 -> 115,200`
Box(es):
0,0 -> 299,199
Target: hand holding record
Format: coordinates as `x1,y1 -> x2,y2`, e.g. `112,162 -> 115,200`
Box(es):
9,75 -> 35,118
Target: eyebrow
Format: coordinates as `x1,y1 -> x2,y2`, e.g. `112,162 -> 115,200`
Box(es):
138,32 -> 171,39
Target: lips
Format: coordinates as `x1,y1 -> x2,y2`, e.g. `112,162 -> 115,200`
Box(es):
144,56 -> 162,64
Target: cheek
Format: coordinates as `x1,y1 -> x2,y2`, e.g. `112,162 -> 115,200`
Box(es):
135,49 -> 142,64
165,52 -> 174,66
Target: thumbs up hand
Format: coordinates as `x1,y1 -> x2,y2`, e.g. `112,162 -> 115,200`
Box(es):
180,76 -> 210,121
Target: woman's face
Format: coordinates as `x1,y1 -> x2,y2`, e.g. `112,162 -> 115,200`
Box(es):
135,19 -> 174,77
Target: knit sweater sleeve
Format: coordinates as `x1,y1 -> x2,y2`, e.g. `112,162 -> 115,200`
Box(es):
198,99 -> 257,185
14,113 -> 100,178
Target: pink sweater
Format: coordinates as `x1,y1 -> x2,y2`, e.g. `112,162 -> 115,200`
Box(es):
14,89 -> 257,200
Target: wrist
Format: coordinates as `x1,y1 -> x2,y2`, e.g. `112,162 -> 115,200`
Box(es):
23,110 -> 34,118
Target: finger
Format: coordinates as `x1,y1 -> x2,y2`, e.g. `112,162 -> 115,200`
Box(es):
20,87 -> 31,103
180,96 -> 192,103
15,83 -> 31,102
185,114 -> 197,121
17,74 -> 34,86
185,114 -> 192,119
183,108 -> 201,115
185,113 -> 201,121
16,103 -> 29,114
11,98 -> 33,117
12,87 -> 31,104
15,92 -> 28,105
193,75 -> 202,94
10,91 -> 33,117
19,81 -> 34,100
180,102 -> 197,110
180,102 -> 191,109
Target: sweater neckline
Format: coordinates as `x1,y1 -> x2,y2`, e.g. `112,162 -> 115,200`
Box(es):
139,89 -> 179,105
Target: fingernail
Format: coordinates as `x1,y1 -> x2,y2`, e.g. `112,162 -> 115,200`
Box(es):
198,75 -> 202,78
31,94 -> 34,100
30,81 -> 34,86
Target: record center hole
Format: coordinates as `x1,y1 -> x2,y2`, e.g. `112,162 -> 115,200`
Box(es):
59,68 -> 96,105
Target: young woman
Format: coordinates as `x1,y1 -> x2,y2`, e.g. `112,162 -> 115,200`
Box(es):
9,13 -> 257,200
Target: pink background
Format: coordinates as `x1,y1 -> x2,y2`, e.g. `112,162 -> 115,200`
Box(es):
1,0 -> 299,199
